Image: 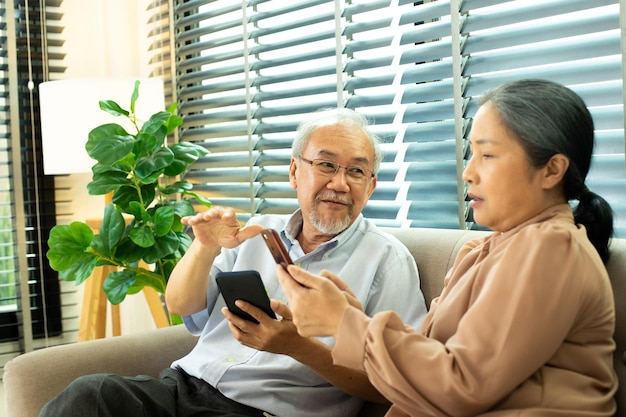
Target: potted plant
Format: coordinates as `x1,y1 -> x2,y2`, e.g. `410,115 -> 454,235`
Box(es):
46,80 -> 211,323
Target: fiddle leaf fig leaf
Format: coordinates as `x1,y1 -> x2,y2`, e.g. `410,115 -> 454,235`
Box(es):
135,147 -> 174,181
87,122 -> 129,140
164,114 -> 183,135
175,232 -> 193,258
130,80 -> 140,114
88,135 -> 136,165
126,280 -> 148,295
161,180 -> 192,194
144,230 -> 180,263
99,100 -> 129,117
171,141 -> 208,162
100,204 -> 127,253
171,216 -> 183,233
89,234 -> 108,259
48,221 -> 92,247
163,142 -> 208,176
114,239 -> 146,264
153,205 -> 175,237
46,222 -> 94,271
134,132 -> 159,156
62,256 -> 99,285
132,270 -> 166,294
130,224 -> 156,248
170,199 -> 196,218
103,269 -> 137,304
163,159 -> 187,177
112,184 -> 156,210
137,169 -> 164,185
87,170 -> 132,195
92,159 -> 132,175
184,191 -> 213,208
141,111 -> 171,135
86,123 -> 133,159
166,102 -> 177,113
126,201 -> 151,222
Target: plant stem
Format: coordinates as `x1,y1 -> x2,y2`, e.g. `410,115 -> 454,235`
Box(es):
86,248 -> 165,292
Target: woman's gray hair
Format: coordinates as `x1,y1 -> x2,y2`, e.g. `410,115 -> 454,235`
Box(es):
291,108 -> 383,174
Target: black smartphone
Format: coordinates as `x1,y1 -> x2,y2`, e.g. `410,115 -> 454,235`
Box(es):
216,270 -> 276,324
261,228 -> 293,268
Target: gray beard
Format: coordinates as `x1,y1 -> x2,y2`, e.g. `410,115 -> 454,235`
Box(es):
308,191 -> 354,234
308,208 -> 352,235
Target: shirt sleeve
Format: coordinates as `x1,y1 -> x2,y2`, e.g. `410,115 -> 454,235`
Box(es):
181,248 -> 236,335
182,308 -> 210,335
362,241 -> 428,331
332,224 -> 596,416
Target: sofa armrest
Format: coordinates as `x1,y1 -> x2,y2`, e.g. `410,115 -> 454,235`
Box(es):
4,324 -> 197,417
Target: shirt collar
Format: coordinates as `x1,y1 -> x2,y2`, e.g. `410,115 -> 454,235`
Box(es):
283,209 -> 364,250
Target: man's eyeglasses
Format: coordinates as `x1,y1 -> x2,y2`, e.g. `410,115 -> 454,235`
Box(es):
298,156 -> 375,183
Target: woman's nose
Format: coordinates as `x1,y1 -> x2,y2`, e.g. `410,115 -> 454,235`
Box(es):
462,156 -> 475,184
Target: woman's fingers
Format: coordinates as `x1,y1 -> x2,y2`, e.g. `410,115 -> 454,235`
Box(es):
276,264 -> 349,337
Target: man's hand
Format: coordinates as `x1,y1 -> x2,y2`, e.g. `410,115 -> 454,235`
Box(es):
222,299 -> 308,356
182,206 -> 264,248
224,286 -> 387,404
167,206 -> 264,316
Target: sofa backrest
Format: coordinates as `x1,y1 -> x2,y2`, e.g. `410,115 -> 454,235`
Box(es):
382,227 -> 489,305
382,227 -> 626,416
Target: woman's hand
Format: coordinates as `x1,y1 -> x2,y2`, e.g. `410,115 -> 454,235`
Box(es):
276,264 -> 356,338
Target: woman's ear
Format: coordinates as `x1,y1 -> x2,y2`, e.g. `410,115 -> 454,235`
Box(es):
541,153 -> 569,190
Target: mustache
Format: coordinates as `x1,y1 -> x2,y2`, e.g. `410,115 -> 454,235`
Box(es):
315,191 -> 353,205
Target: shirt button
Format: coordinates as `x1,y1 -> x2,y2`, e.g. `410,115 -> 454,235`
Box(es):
227,357 -> 234,362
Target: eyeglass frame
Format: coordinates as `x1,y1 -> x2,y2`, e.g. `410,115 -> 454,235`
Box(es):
297,155 -> 376,183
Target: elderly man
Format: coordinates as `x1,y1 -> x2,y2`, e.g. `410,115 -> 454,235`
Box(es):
39,108 -> 427,417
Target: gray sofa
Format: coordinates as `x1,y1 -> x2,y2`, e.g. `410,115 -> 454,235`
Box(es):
5,227 -> 626,417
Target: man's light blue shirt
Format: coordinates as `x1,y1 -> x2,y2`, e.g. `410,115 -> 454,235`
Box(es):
172,210 -> 427,417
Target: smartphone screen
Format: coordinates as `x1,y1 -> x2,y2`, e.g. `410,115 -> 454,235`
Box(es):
260,228 -> 293,268
216,270 -> 276,324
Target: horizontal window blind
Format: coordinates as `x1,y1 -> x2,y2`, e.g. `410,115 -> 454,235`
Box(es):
345,0 -> 463,228
0,2 -> 19,348
147,0 -> 176,111
460,0 -> 625,234
172,0 -> 626,237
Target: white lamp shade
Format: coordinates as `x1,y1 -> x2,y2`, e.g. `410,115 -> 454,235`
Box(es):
39,77 -> 165,175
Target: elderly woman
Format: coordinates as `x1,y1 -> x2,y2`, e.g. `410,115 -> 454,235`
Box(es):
277,79 -> 617,416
